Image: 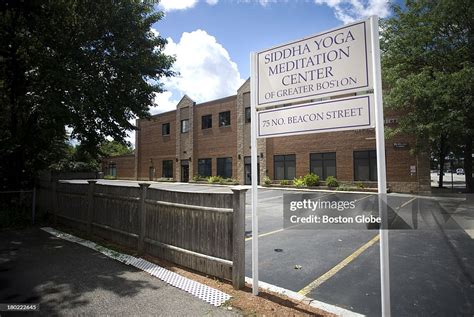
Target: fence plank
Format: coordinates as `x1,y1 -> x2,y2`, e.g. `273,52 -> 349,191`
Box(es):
39,180 -> 242,285
231,187 -> 247,289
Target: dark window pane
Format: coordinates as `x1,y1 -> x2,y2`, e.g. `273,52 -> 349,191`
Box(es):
108,163 -> 117,177
202,115 -> 212,129
245,107 -> 251,123
354,150 -> 376,181
198,158 -> 212,177
162,160 -> 173,178
287,162 -> 296,179
162,123 -> 170,136
310,152 -> 336,179
325,159 -> 337,178
219,111 -> 231,127
275,161 -> 285,180
217,157 -> 232,178
273,154 -> 296,180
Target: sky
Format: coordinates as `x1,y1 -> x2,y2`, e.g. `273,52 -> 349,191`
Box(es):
125,0 -> 400,145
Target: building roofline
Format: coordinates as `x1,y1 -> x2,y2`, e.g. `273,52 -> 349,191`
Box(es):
141,94 -> 238,121
195,95 -> 237,107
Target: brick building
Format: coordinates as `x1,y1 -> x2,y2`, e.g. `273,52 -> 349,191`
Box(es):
103,79 -> 431,193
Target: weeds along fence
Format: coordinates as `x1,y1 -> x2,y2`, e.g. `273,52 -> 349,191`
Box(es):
0,189 -> 37,228
38,180 -> 247,289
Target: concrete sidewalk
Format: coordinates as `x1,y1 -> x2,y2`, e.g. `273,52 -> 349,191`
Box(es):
0,228 -> 238,316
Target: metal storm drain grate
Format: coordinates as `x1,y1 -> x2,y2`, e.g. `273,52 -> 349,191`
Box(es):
41,227 -> 231,307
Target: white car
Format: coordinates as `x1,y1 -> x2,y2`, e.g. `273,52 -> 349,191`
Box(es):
456,168 -> 465,175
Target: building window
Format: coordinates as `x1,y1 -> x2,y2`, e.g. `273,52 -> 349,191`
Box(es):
162,123 -> 170,136
198,158 -> 212,177
108,163 -> 117,177
245,107 -> 251,123
219,111 -> 231,127
354,150 -> 377,181
162,160 -> 173,178
310,152 -> 336,179
217,157 -> 232,178
181,119 -> 189,133
274,155 -> 296,180
202,114 -> 212,129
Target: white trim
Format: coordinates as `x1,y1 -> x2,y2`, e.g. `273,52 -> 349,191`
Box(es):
245,277 -> 365,317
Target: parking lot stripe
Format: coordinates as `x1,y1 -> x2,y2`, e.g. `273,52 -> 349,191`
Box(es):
298,234 -> 380,296
355,194 -> 372,202
396,197 -> 417,210
245,228 -> 284,241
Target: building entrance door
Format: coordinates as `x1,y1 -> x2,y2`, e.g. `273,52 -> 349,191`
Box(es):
181,160 -> 189,182
244,156 -> 259,185
149,166 -> 155,181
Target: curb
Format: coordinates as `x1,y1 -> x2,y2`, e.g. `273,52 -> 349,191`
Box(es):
245,277 -> 365,317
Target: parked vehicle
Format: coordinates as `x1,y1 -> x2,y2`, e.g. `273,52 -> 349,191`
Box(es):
456,168 -> 465,175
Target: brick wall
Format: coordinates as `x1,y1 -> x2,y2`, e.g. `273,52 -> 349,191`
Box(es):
136,110 -> 177,180
194,96 -> 238,179
102,154 -> 135,179
105,81 -> 430,193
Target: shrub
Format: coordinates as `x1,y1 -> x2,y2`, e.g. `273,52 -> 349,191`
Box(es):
293,176 -> 306,188
208,176 -> 223,184
325,176 -> 339,187
356,182 -> 365,189
336,184 -> 351,191
192,175 -> 200,182
279,179 -> 290,186
104,175 -> 116,180
263,176 -> 272,186
303,173 -> 319,186
220,178 -> 238,185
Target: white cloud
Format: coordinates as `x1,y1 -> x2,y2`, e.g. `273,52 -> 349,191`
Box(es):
150,27 -> 159,38
159,0 -> 198,11
162,29 -> 244,103
206,0 -> 219,5
151,91 -> 179,115
314,0 -> 390,24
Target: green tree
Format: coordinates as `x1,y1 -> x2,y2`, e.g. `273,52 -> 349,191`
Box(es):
99,140 -> 133,158
0,0 -> 175,189
381,0 -> 474,191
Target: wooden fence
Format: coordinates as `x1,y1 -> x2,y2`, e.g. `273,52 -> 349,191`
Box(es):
38,180 -> 247,289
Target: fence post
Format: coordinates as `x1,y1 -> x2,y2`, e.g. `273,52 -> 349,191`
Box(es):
138,183 -> 150,254
87,180 -> 97,235
231,187 -> 247,289
52,181 -> 58,226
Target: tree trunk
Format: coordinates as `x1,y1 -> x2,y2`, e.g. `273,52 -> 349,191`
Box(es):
438,135 -> 446,188
464,136 -> 473,193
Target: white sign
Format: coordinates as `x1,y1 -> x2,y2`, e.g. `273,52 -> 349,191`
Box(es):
257,95 -> 374,138
256,20 -> 372,108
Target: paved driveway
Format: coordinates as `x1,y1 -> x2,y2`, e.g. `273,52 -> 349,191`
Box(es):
0,228 -> 236,316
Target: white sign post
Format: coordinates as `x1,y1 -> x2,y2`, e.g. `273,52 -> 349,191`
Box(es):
250,16 -> 390,316
369,15 -> 390,317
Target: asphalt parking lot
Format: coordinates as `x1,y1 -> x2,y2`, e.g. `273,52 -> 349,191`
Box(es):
243,188 -> 474,316
65,180 -> 474,316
